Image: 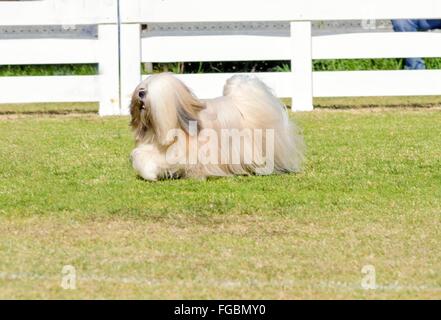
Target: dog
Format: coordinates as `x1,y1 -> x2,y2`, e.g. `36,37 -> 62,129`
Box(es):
129,72 -> 304,181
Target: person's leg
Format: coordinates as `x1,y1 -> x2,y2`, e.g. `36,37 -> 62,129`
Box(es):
418,19 -> 441,31
430,19 -> 441,29
392,19 -> 419,32
391,19 -> 426,70
398,59 -> 425,70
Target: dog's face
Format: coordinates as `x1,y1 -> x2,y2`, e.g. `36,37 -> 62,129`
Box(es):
129,73 -> 205,145
130,80 -> 151,139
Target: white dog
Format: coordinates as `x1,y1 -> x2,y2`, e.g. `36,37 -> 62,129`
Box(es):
129,72 -> 304,181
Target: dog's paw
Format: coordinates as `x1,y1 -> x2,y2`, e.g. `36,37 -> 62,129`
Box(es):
136,161 -> 160,181
139,173 -> 158,181
131,147 -> 159,181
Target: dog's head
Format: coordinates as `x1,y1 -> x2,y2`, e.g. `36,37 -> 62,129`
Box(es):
129,72 -> 205,145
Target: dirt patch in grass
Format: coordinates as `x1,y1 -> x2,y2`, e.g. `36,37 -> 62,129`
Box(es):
0,102 -> 98,115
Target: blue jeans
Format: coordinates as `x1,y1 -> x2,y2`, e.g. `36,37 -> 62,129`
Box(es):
391,19 -> 441,69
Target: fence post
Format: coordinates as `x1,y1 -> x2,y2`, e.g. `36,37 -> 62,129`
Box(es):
120,23 -> 141,115
290,21 -> 314,112
98,24 -> 120,116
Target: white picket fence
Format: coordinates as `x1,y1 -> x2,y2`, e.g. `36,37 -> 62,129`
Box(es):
1,0 -> 441,115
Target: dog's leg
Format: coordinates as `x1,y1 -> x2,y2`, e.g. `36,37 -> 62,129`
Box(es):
130,145 -> 162,181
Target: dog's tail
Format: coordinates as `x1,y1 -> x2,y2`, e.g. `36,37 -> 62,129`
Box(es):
223,75 -> 305,173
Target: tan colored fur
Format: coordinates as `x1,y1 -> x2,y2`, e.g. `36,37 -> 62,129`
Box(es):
129,72 -> 305,180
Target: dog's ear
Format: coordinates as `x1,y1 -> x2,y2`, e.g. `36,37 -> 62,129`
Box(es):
129,90 -> 142,130
175,84 -> 205,135
129,85 -> 151,142
149,74 -> 205,146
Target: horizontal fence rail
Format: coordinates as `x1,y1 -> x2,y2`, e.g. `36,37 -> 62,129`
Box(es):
141,35 -> 291,62
314,70 -> 441,97
0,76 -> 99,104
140,32 -> 441,62
120,0 -> 441,22
140,70 -> 441,99
0,39 -> 99,65
142,73 -> 295,99
313,32 -> 441,59
0,0 -> 120,116
0,0 -> 440,114
0,0 -> 117,26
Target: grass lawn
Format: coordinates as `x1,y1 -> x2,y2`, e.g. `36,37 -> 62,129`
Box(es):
0,106 -> 440,299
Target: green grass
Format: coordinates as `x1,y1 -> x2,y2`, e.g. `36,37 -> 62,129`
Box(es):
0,64 -> 97,77
148,58 -> 441,74
0,107 -> 440,299
313,58 -> 441,71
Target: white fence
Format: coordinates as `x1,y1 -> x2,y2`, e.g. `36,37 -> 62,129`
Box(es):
0,0 -> 120,115
0,0 -> 441,115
